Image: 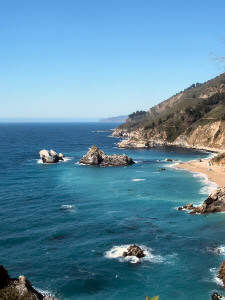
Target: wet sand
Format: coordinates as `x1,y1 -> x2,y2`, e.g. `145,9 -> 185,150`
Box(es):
177,159 -> 225,188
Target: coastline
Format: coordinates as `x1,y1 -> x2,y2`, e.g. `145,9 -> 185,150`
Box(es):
176,158 -> 225,188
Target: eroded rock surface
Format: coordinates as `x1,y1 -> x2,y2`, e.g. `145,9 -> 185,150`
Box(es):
178,188 -> 225,214
122,245 -> 145,258
79,145 -> 134,166
0,265 -> 57,300
39,149 -> 64,163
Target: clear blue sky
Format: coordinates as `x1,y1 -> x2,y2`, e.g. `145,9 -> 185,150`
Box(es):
0,0 -> 225,119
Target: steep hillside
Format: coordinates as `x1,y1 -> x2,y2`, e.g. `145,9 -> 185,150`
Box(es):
113,73 -> 225,151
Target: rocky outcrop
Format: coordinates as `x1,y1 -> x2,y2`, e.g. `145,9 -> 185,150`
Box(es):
79,145 -> 134,166
178,188 -> 225,214
178,203 -> 194,211
122,245 -> 145,258
39,149 -> 64,163
0,265 -> 57,300
118,138 -> 150,149
200,83 -> 225,99
218,260 -> 225,286
210,153 -> 225,166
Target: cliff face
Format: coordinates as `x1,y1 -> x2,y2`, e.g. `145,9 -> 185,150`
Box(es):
113,121 -> 225,150
0,265 -> 57,300
113,73 -> 225,151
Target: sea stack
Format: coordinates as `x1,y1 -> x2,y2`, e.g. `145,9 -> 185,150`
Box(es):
122,245 -> 145,258
79,145 -> 134,166
39,149 -> 64,163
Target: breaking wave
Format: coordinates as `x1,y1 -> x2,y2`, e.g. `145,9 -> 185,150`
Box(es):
131,179 -> 146,182
192,172 -> 218,195
105,245 -> 164,264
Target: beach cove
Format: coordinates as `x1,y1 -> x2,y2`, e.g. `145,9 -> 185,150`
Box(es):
1,122 -> 225,300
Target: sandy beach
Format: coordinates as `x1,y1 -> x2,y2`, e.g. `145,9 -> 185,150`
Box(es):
177,158 -> 225,188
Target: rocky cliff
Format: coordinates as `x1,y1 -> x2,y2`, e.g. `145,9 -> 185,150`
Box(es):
113,73 -> 225,151
0,265 -> 57,300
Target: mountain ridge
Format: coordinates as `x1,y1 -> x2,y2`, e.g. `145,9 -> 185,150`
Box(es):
99,115 -> 128,122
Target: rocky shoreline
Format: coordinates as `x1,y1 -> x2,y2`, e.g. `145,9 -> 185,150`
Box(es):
112,128 -> 224,153
178,188 -> 225,214
0,265 -> 57,300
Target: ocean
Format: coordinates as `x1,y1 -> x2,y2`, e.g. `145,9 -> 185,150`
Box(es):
0,122 -> 224,300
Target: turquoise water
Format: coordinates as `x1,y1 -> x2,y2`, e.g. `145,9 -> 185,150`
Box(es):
0,123 -> 224,300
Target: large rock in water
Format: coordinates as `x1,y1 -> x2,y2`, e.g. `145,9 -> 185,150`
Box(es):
39,149 -> 64,163
0,265 -> 57,299
122,245 -> 145,258
178,188 -> 225,214
218,260 -> 225,286
79,145 -> 134,166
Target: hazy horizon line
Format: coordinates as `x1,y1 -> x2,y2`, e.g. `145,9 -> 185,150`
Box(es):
0,117 -> 126,123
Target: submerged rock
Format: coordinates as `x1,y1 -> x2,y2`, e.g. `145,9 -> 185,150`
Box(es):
218,260 -> 225,287
178,188 -> 225,214
212,292 -> 222,300
79,145 -> 134,166
122,245 -> 145,258
0,265 -> 57,300
39,149 -> 64,163
178,203 -> 194,211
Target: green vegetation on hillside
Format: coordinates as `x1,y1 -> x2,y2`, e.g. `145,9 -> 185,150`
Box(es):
118,73 -> 225,142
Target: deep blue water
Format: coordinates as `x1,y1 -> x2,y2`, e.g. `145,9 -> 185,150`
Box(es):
0,122 -> 224,300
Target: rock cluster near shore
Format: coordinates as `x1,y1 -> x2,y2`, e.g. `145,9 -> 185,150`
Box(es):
218,260 -> 225,286
39,149 -> 64,163
79,145 -> 134,166
0,265 -> 57,300
178,188 -> 225,214
122,245 -> 145,258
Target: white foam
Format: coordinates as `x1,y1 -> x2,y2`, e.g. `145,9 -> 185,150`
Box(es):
131,179 -> 146,182
37,157 -> 71,164
63,157 -> 72,162
192,172 -> 218,195
105,245 -> 164,264
61,205 -> 74,209
35,288 -> 55,297
168,162 -> 180,169
210,267 -> 224,286
215,246 -> 225,255
133,161 -> 143,164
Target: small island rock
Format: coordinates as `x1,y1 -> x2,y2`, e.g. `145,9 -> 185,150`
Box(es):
122,245 -> 145,258
79,145 -> 134,166
39,149 -> 64,163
